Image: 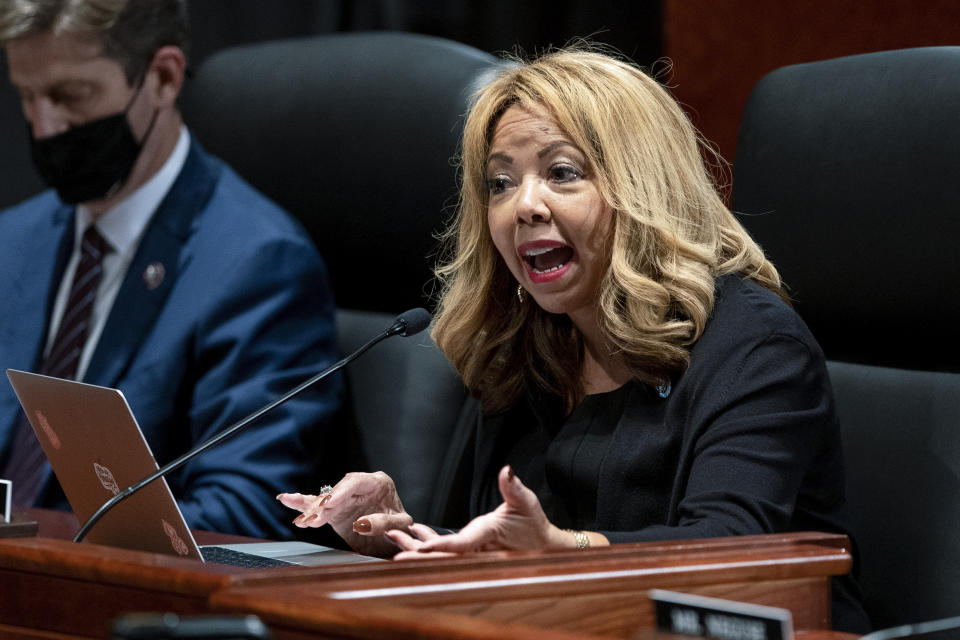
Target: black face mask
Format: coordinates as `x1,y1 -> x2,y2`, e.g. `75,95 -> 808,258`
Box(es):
28,81 -> 156,205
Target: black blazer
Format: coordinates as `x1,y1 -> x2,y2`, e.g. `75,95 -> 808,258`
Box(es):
433,275 -> 868,633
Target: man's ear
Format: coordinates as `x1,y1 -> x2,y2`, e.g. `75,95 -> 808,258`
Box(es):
147,45 -> 186,108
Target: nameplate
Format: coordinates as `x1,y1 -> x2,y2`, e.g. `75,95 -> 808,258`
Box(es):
650,589 -> 794,640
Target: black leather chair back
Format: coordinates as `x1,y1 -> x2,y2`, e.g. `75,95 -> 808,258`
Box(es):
733,47 -> 960,628
183,33 -> 503,521
182,32 -> 502,314
732,47 -> 960,370
335,309 -> 468,521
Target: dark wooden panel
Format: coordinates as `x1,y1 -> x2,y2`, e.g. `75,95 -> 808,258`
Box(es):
663,0 -> 960,166
211,532 -> 850,638
1,511 -> 856,640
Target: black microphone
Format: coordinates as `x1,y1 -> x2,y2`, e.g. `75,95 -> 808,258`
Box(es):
73,307 -> 432,543
386,307 -> 431,337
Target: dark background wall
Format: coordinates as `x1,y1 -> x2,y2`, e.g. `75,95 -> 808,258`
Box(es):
185,1 -> 662,67
0,0 -> 661,209
2,0 -> 958,209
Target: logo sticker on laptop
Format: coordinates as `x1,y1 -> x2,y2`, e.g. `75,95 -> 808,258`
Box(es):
162,519 -> 190,556
34,410 -> 61,449
93,463 -> 121,495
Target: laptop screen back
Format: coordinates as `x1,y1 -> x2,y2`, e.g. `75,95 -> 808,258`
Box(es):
6,369 -> 202,560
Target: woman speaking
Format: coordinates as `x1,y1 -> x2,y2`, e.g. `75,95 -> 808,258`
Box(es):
280,48 -> 868,632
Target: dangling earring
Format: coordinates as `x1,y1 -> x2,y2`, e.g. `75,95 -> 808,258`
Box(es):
516,284 -> 525,303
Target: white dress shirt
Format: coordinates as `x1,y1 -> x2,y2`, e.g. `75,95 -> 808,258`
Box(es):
44,126 -> 191,381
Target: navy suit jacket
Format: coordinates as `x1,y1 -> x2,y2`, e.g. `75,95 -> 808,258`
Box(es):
0,139 -> 343,539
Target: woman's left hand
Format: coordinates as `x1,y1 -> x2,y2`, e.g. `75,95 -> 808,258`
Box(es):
388,465 -> 577,559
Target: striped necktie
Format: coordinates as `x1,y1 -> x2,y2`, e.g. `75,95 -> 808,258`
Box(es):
2,226 -> 112,506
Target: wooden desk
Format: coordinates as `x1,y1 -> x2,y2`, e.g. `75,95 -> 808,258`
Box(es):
0,510 -> 854,639
210,532 -> 849,639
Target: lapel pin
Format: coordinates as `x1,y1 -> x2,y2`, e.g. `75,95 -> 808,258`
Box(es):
143,262 -> 165,290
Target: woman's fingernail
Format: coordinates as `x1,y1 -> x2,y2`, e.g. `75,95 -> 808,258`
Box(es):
318,494 -> 332,507
506,465 -> 515,480
276,494 -> 284,500
293,514 -> 306,525
304,513 -> 318,523
353,518 -> 372,533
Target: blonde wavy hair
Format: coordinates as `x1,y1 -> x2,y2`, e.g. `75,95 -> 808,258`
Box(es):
432,48 -> 785,414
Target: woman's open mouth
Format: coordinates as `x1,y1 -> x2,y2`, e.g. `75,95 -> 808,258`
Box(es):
518,241 -> 574,283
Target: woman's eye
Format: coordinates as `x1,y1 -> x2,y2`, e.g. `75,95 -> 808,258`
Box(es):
550,164 -> 581,183
486,176 -> 509,194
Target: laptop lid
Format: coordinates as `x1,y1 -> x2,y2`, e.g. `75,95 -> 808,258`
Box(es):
6,369 -> 382,567
7,369 -> 205,560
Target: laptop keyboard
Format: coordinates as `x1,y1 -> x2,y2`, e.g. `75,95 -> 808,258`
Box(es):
200,546 -> 295,569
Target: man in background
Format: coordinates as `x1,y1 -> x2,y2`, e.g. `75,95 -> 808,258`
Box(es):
0,0 -> 342,539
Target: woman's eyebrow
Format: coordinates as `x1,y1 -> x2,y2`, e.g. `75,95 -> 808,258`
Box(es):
487,140 -> 574,167
486,151 -> 513,166
537,140 -> 574,158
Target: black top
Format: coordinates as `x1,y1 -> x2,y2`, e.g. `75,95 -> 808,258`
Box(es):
473,382 -> 629,530
438,274 -> 869,633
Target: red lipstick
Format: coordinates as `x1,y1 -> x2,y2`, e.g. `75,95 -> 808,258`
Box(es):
517,240 -> 574,284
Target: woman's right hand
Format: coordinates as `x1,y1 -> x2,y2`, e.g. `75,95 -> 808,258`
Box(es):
277,471 -> 413,557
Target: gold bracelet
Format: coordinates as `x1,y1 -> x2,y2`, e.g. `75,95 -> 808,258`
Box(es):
564,529 -> 590,550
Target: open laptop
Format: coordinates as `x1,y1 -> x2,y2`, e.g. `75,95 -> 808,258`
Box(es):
6,369 -> 381,568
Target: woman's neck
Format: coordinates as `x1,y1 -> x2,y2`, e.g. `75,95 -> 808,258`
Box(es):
569,309 -> 632,396
581,344 -> 632,395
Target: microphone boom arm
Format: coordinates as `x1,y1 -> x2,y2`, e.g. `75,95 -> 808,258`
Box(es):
72,313 -> 418,544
